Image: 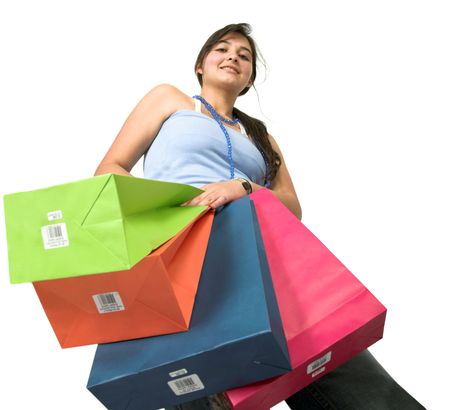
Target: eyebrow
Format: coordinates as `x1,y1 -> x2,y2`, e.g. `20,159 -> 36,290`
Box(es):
216,40 -> 252,56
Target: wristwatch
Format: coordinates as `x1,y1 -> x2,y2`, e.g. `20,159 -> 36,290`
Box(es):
236,178 -> 252,195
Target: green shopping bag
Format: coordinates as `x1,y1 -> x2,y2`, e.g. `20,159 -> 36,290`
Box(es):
4,174 -> 206,283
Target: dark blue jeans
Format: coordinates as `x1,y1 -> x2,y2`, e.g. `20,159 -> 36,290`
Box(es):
284,350 -> 425,409
166,350 -> 425,409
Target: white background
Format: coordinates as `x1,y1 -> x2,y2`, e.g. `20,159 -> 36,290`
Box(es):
1,1 -> 448,409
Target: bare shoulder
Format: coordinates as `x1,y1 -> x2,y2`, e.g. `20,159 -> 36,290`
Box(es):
144,83 -> 189,100
139,84 -> 194,117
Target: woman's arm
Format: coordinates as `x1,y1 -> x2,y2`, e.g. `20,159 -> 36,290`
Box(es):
94,84 -> 185,176
251,134 -> 302,219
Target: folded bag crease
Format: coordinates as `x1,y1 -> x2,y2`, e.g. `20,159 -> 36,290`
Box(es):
76,222 -> 131,268
287,287 -> 370,341
79,174 -> 113,226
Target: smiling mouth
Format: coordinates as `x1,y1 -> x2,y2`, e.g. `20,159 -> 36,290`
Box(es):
221,66 -> 239,74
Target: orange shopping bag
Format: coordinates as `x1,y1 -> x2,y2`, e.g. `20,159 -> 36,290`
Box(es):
33,210 -> 214,348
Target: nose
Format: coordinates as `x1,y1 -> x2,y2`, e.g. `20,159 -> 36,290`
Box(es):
228,55 -> 238,62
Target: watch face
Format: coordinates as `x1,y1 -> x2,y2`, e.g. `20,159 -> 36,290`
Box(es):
242,181 -> 251,193
237,178 -> 251,194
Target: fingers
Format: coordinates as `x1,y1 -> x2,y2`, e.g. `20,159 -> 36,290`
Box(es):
188,194 -> 208,207
209,196 -> 227,209
183,193 -> 228,209
196,195 -> 222,208
182,195 -> 209,207
182,181 -> 237,208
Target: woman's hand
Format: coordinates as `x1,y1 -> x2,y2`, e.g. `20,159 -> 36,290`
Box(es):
184,180 -> 247,209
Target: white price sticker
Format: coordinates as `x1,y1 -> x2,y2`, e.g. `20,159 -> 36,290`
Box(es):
93,292 -> 125,314
41,223 -> 69,249
47,210 -> 63,221
168,374 -> 205,396
169,369 -> 188,378
312,366 -> 326,378
307,351 -> 332,375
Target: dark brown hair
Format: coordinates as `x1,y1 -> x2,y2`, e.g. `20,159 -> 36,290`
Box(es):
194,23 -> 281,184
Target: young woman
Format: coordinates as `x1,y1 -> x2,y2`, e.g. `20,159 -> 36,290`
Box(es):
95,25 -> 301,219
95,23 -> 424,410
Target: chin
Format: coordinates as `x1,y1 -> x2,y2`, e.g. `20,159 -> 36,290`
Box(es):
217,80 -> 247,93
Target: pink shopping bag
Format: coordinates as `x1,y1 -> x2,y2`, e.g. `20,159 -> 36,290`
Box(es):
226,189 -> 387,410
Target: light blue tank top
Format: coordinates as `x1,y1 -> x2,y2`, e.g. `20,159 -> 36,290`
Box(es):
143,100 -> 267,188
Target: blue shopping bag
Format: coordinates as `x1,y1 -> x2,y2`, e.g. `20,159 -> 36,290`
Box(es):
87,196 -> 291,409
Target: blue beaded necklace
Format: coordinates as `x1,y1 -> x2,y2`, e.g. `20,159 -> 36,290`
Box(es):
193,95 -> 270,187
193,95 -> 237,179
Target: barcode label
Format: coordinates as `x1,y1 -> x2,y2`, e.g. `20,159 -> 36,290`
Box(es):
47,210 -> 63,221
312,366 -> 326,378
167,374 -> 205,396
307,351 -> 332,374
93,292 -> 125,314
41,223 -> 69,249
169,369 -> 188,378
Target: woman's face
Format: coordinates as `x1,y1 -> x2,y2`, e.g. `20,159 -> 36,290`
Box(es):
197,32 -> 254,94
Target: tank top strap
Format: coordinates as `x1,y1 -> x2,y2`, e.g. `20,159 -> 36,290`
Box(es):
238,122 -> 247,136
194,98 -> 202,113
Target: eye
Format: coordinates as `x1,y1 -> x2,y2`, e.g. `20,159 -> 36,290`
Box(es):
239,54 -> 250,61
216,47 -> 227,52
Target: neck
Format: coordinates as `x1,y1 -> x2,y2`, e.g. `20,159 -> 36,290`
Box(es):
199,87 -> 238,119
